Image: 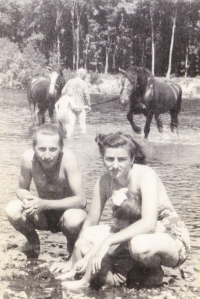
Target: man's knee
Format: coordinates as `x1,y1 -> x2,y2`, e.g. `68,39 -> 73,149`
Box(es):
60,209 -> 87,234
6,200 -> 23,221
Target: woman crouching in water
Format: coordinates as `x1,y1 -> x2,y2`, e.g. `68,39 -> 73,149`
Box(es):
60,132 -> 190,289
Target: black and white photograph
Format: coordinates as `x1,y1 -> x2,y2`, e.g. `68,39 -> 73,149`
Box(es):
0,0 -> 200,298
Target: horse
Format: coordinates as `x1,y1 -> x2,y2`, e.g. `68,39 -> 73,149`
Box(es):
27,69 -> 65,125
119,66 -> 182,139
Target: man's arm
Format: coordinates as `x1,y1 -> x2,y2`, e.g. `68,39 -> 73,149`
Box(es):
83,82 -> 91,108
16,149 -> 34,201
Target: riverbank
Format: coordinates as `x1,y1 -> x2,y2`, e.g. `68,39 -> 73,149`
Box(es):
0,228 -> 199,299
88,73 -> 200,99
0,85 -> 200,299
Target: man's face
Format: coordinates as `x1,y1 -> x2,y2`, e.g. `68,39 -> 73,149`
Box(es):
34,133 -> 62,169
80,73 -> 86,80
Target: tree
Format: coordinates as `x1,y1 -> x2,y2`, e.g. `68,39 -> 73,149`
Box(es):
166,0 -> 178,78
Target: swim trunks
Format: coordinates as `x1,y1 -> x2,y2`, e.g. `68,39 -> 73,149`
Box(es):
44,210 -> 63,233
44,207 -> 88,233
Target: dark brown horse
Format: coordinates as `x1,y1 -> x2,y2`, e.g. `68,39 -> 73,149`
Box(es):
119,66 -> 182,139
27,70 -> 65,125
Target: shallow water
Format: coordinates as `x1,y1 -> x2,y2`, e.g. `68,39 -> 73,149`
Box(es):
0,90 -> 200,298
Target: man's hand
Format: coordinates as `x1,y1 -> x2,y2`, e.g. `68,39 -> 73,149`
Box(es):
86,106 -> 91,113
22,195 -> 44,215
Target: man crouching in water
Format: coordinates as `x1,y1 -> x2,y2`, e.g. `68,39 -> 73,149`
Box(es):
6,124 -> 87,259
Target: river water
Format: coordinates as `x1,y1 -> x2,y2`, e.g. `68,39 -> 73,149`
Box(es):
0,89 -> 200,298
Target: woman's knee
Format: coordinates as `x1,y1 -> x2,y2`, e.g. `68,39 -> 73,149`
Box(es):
60,209 -> 87,233
129,235 -> 154,258
6,200 -> 23,221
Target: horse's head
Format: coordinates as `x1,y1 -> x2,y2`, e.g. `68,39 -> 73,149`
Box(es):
48,70 -> 65,99
119,67 -> 138,107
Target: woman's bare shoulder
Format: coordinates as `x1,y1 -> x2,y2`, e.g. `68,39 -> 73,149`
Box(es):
132,164 -> 158,182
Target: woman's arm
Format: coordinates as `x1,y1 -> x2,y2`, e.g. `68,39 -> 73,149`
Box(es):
82,176 -> 108,230
107,166 -> 159,245
91,166 -> 160,272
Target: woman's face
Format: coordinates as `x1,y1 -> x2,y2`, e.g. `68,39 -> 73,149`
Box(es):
103,146 -> 133,181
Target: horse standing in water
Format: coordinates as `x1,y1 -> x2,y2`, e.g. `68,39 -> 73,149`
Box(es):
27,69 -> 65,125
119,66 -> 182,139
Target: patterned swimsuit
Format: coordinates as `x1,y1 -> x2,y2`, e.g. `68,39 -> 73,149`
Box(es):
155,206 -> 190,267
111,183 -> 190,269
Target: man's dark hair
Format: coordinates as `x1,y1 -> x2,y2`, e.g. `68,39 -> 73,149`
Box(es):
32,124 -> 64,148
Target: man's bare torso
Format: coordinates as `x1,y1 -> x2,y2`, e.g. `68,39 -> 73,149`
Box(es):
27,149 -> 73,200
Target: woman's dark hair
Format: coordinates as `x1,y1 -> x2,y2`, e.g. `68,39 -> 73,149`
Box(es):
95,132 -> 146,165
32,124 -> 64,148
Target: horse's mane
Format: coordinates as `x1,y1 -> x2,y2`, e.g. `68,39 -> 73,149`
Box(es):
125,66 -> 153,82
124,66 -> 154,95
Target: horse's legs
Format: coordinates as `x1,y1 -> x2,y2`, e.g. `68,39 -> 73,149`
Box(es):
127,110 -> 141,134
48,106 -> 55,123
37,110 -> 45,125
48,100 -> 54,124
169,109 -> 179,135
154,114 -> 163,133
144,112 -> 154,139
170,91 -> 181,135
29,101 -> 37,125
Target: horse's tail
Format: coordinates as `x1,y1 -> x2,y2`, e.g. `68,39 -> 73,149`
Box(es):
26,78 -> 37,114
176,85 -> 182,113
27,79 -> 32,103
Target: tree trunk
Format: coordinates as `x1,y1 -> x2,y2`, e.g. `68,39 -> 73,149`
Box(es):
185,45 -> 188,77
112,43 -> 118,73
166,6 -> 177,78
57,35 -> 60,66
105,47 -> 109,73
71,7 -> 76,71
76,2 -> 80,70
140,41 -> 145,67
56,6 -> 61,66
84,35 -> 89,69
150,1 -> 155,75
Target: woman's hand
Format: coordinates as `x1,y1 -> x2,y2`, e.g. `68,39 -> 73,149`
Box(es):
91,238 -> 111,274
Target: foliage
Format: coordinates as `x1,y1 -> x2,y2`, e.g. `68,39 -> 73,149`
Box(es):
0,38 -> 46,89
1,0 -> 200,88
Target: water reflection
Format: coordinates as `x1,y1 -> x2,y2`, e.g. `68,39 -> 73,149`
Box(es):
0,90 -> 200,296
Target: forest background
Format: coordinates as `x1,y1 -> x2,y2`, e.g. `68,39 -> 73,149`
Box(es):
0,0 -> 200,90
